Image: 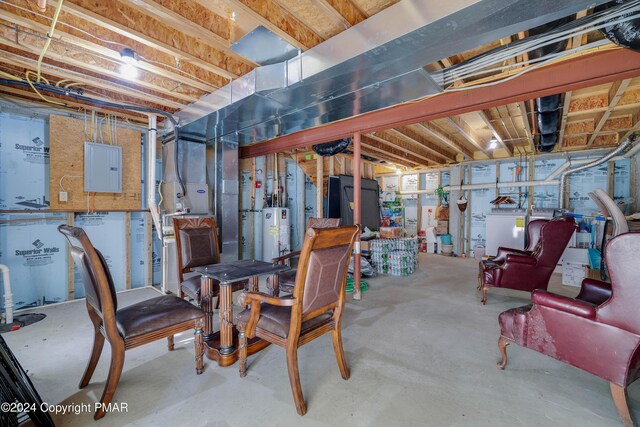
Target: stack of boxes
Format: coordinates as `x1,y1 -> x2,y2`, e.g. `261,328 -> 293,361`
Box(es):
370,238 -> 419,276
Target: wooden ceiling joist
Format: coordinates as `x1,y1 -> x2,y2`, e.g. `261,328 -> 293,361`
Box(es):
0,8 -> 218,93
370,131 -> 439,165
48,0 -> 243,80
363,134 -> 428,166
478,110 -> 512,155
206,0 -> 323,50
318,0 -> 366,27
587,78 -> 632,146
0,50 -> 182,110
388,127 -> 456,162
444,116 -> 492,158
0,23 -> 199,105
517,101 -> 534,151
360,141 -> 421,168
410,122 -> 473,159
122,0 -> 258,68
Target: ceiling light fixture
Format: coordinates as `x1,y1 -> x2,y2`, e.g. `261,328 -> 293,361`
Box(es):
231,11 -> 237,21
488,139 -> 498,150
119,48 -> 139,80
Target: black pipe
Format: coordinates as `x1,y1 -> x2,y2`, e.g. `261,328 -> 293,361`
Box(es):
598,0 -> 640,51
312,137 -> 351,156
0,78 -> 187,196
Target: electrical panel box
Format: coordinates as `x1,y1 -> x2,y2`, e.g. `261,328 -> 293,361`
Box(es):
84,142 -> 122,193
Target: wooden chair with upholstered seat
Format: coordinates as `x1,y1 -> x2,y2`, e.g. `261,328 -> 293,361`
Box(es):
237,225 -> 359,415
173,217 -> 246,305
269,217 -> 342,296
58,225 -> 205,420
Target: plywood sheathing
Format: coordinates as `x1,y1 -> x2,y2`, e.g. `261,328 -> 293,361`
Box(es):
0,20 -> 203,104
0,0 -> 227,90
350,0 -> 398,18
274,0 -> 341,39
224,0 -> 323,49
0,45 -> 183,112
323,0 -> 367,26
60,0 -> 251,78
49,115 -> 142,211
0,6 -> 218,93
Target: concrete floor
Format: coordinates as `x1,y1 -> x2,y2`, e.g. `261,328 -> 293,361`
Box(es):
3,253 -> 639,426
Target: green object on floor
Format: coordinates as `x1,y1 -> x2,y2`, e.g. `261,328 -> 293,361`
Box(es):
346,277 -> 369,294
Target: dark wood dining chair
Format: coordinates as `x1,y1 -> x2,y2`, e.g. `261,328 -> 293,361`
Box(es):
237,225 -> 359,415
173,217 -> 246,305
269,217 -> 342,296
58,225 -> 206,420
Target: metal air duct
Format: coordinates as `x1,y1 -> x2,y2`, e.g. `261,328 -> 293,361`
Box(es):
177,0 -> 611,146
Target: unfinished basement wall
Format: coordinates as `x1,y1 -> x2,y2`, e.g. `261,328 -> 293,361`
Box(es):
0,109 -> 155,312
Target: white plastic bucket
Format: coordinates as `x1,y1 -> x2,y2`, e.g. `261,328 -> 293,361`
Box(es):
473,245 -> 485,261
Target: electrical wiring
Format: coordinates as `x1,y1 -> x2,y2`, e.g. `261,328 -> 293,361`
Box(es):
441,2 -> 640,86
36,0 -> 64,83
0,0 -> 221,91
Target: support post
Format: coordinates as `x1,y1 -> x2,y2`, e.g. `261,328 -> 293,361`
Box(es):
353,132 -> 362,300
316,155 -> 324,217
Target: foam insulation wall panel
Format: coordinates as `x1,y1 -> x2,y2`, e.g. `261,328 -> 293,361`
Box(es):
0,213 -> 68,310
469,164 -> 496,249
0,113 -> 50,210
568,158 -> 609,214
73,213 -> 126,298
533,159 -> 563,208
130,212 -> 152,288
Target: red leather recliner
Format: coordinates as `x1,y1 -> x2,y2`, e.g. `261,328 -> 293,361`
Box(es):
497,232 -> 640,427
478,217 -> 577,304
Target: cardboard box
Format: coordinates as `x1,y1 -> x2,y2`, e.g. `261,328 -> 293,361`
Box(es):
380,227 -> 403,238
435,220 -> 448,235
360,241 -> 370,252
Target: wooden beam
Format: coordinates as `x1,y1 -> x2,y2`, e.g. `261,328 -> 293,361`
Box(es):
0,24 -> 198,104
361,135 -> 423,167
411,122 -> 472,159
0,8 -> 217,93
0,49 -> 184,109
559,10 -> 588,149
201,0 -> 323,50
123,0 -> 258,68
367,133 -> 436,165
319,0 -> 366,27
240,49 -> 640,158
359,146 -> 414,168
478,110 -> 512,155
445,116 -> 492,157
50,0 -> 239,80
388,127 -> 456,162
517,101 -> 534,151
587,79 -> 632,146
310,0 -> 351,29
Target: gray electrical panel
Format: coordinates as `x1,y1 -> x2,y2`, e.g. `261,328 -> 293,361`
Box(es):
84,142 -> 122,193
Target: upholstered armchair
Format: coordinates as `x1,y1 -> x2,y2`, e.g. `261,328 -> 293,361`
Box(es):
173,217 -> 246,305
497,232 -> 640,427
269,217 -> 342,296
237,225 -> 359,415
483,218 -> 548,265
478,217 -> 576,304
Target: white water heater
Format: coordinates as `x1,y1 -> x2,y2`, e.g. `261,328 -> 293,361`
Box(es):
262,207 -> 291,261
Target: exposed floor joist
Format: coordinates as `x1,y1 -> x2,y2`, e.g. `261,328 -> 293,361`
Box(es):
409,122 -> 472,160
587,78 -> 631,146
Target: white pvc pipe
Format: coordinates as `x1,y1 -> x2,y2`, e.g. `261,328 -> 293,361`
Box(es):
0,264 -> 13,324
146,114 -> 162,239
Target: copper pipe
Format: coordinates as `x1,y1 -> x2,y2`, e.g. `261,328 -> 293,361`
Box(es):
35,0 -> 47,13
